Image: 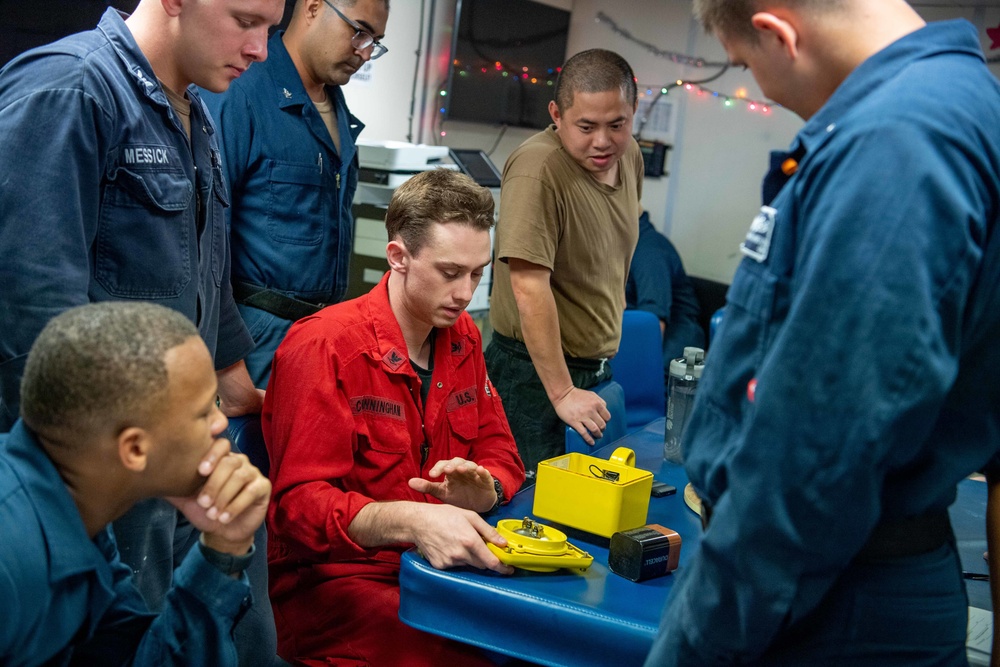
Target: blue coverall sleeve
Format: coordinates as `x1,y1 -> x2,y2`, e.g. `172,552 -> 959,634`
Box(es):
200,86 -> 254,230
650,120 -> 987,664
199,87 -> 259,371
196,90 -> 256,370
0,80 -> 108,426
71,528 -> 250,665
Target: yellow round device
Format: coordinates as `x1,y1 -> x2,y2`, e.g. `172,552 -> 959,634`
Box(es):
487,517 -> 594,572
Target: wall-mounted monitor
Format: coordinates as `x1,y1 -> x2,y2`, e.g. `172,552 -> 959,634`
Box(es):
445,0 -> 570,130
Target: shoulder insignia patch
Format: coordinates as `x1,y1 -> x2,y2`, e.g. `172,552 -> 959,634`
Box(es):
740,205 -> 776,262
383,348 -> 407,372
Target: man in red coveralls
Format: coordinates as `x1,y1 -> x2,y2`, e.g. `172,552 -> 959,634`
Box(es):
262,168 -> 526,665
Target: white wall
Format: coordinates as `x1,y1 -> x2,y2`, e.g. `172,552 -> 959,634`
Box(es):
344,1 -> 1000,284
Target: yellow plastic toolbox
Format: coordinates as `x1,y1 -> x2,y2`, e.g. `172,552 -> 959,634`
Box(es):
532,447 -> 653,538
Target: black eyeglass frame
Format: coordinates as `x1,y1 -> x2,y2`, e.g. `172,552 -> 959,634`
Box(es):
322,0 -> 388,60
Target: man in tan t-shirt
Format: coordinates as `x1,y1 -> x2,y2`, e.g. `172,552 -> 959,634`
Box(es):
485,48 -> 643,481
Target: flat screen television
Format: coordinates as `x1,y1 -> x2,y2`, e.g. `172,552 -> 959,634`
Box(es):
445,0 -> 570,130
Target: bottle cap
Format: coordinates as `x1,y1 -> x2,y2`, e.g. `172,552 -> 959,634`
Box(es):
682,347 -> 705,364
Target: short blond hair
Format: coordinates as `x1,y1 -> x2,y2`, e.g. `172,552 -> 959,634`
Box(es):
694,0 -> 840,42
384,169 -> 494,256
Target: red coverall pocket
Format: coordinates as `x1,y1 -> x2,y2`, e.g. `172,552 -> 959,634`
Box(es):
359,414 -> 410,455
447,408 -> 479,442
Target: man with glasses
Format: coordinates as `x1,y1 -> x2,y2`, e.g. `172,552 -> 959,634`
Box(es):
203,0 -> 390,389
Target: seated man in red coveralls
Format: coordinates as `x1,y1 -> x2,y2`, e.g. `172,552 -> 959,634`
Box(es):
262,168 -> 526,666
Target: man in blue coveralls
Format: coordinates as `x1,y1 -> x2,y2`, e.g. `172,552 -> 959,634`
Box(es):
203,0 -> 390,388
0,0 -> 286,664
646,0 -> 1000,665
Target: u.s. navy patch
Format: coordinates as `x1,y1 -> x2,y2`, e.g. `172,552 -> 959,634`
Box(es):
740,206 -> 776,262
446,386 -> 477,412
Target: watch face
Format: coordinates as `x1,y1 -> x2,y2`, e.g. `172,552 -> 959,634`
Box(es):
492,478 -> 505,510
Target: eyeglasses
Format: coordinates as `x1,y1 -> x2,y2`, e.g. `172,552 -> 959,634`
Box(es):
323,0 -> 388,60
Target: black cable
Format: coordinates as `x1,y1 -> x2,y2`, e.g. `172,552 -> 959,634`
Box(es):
486,124 -> 508,157
431,77 -> 446,145
589,464 -> 620,482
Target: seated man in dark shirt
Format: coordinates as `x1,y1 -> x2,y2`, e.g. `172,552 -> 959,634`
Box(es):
626,211 -> 705,390
0,302 -> 270,665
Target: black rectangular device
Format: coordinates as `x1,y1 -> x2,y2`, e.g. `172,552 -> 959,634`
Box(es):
609,524 -> 682,581
449,149 -> 503,188
651,481 -> 677,497
638,140 -> 670,178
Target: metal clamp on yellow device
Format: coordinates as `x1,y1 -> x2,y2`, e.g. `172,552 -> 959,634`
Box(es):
486,517 -> 594,572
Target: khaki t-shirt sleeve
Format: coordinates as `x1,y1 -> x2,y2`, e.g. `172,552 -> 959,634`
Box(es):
633,143 -> 645,200
496,172 -> 560,270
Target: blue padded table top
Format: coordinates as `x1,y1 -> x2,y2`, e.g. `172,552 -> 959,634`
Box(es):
399,418 -> 990,667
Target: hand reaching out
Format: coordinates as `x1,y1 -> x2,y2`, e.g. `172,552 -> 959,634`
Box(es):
553,387 -> 611,446
408,457 -> 498,513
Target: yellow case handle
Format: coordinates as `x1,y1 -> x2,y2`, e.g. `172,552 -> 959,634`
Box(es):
609,446 -> 636,467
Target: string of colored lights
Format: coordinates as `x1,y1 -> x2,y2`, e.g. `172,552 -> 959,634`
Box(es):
437,15 -> 998,138
439,63 -> 780,133
449,59 -> 560,87
640,80 -> 780,116
595,11 -> 779,117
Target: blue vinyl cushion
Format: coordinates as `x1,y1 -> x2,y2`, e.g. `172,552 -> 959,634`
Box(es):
226,414 -> 269,478
613,309 -> 666,431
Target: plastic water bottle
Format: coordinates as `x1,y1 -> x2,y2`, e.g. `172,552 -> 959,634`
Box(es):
664,347 -> 705,464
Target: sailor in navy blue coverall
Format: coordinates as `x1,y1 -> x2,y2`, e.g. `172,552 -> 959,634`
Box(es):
203,0 -> 389,388
646,2 -> 1000,664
